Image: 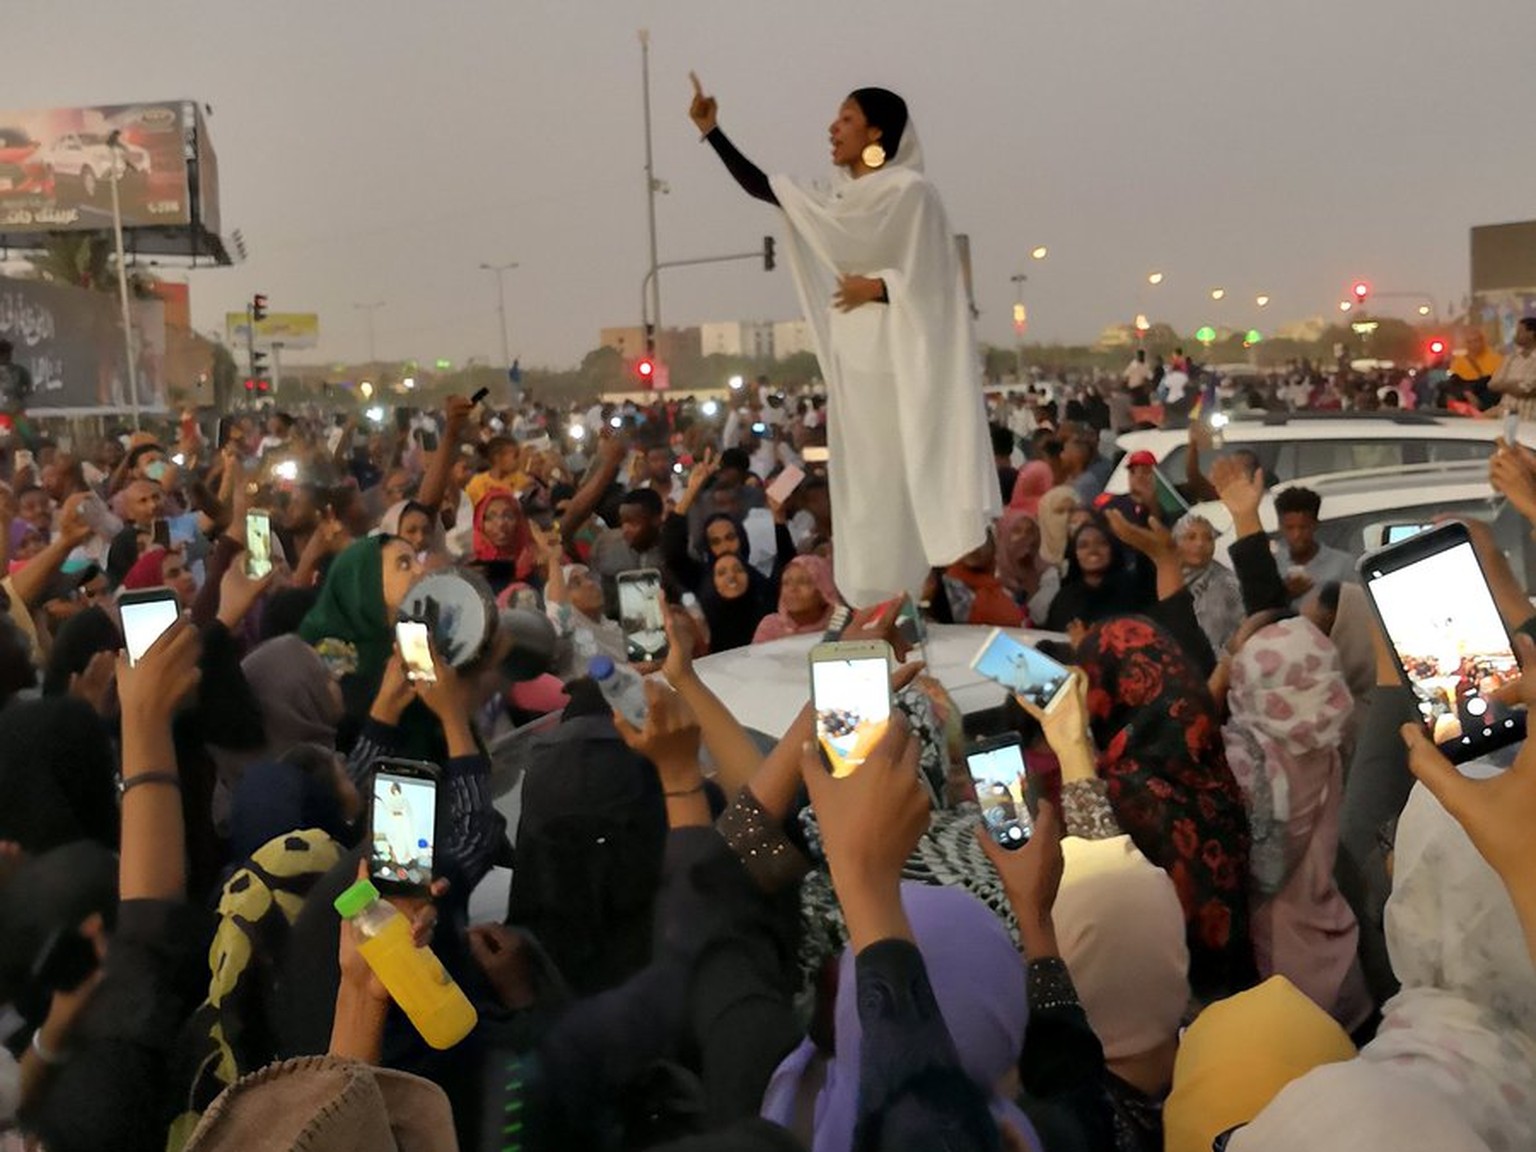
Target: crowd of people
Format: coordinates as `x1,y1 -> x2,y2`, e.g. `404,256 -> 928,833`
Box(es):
0,362 -> 1530,1152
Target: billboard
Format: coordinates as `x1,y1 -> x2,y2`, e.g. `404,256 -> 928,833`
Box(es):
0,275 -> 168,415
226,312 -> 320,349
1470,221 -> 1536,346
0,102 -> 194,234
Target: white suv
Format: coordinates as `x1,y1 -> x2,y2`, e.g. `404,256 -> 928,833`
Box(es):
40,132 -> 151,199
1103,412 -> 1531,497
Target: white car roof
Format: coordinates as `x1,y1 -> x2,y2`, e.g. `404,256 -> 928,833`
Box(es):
1104,413 -> 1529,494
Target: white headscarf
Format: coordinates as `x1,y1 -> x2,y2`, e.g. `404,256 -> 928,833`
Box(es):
1233,776 -> 1536,1150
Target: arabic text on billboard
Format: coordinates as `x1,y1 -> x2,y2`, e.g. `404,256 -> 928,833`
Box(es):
0,102 -> 192,233
0,276 -> 167,415
225,312 -> 321,349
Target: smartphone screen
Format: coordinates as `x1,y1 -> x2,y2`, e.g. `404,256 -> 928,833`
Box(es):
971,628 -> 1071,711
120,590 -> 179,666
152,518 -> 171,550
765,464 -> 806,506
968,737 -> 1032,850
802,445 -> 830,464
369,761 -> 438,894
245,511 -> 272,578
1364,525 -> 1526,761
810,643 -> 893,777
1383,523 -> 1431,545
396,620 -> 437,683
618,569 -> 668,662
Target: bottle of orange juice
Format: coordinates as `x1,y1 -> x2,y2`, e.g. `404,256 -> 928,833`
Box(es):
334,878 -> 477,1049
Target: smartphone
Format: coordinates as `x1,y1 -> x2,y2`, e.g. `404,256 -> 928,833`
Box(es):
802,445 -> 830,464
245,510 -> 273,578
368,758 -> 439,895
809,640 -> 894,777
970,628 -> 1072,712
1503,412 -> 1520,447
765,464 -> 806,506
1361,521 -> 1526,762
152,518 -> 171,550
119,587 -> 180,667
396,620 -> 437,683
1382,523 -> 1431,546
967,734 -> 1033,850
617,568 -> 668,663
469,386 -> 490,407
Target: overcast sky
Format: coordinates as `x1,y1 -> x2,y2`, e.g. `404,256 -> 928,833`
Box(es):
7,0 -> 1533,370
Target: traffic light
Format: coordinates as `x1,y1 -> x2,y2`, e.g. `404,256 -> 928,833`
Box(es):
763,235 -> 776,272
244,378 -> 255,392
636,356 -> 656,385
1427,336 -> 1448,358
252,293 -> 268,323
1351,280 -> 1370,307
251,348 -> 268,377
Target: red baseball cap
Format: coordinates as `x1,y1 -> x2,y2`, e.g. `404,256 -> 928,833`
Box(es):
1126,450 -> 1157,468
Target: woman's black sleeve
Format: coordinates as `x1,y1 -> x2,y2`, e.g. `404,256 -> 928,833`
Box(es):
1227,532 -> 1289,615
1148,588 -> 1217,678
704,127 -> 779,206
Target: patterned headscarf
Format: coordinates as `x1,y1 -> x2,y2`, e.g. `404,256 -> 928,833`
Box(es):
1077,615 -> 1257,999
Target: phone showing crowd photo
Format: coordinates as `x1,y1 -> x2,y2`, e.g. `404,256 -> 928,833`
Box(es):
1362,521 -> 1526,762
809,640 -> 894,777
119,587 -> 180,667
368,759 -> 439,896
617,568 -> 668,663
396,620 -> 437,684
245,510 -> 273,579
967,734 -> 1032,850
970,628 -> 1072,712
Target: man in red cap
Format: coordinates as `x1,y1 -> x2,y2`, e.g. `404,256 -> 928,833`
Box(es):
1096,449 -> 1160,527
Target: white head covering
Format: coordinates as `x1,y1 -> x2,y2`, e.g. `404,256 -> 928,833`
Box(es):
1233,776 -> 1536,1150
1054,835 -> 1189,1063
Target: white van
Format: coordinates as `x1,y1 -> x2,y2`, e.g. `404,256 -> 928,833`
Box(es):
1103,411 -> 1530,497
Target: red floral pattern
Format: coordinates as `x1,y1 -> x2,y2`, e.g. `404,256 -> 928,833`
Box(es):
1078,616 -> 1258,998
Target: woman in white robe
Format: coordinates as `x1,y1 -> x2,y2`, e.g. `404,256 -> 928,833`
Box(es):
690,77 -> 999,606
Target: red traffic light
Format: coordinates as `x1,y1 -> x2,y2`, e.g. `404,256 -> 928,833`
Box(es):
1427,337 -> 1448,357
636,357 -> 655,379
243,378 -> 255,392
252,293 -> 268,323
1351,280 -> 1370,301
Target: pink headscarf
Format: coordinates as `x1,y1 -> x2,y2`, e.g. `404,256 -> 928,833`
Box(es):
752,554 -> 841,644
1008,460 -> 1054,516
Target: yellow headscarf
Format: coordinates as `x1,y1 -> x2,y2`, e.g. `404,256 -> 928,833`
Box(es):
1163,976 -> 1355,1152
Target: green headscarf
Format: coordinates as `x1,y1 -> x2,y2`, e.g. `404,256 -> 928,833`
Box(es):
298,537 -> 391,690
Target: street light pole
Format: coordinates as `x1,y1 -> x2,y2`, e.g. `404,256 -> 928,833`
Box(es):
1009,273 -> 1028,380
353,301 -> 384,366
105,131 -> 140,430
479,261 -> 519,367
639,29 -> 662,354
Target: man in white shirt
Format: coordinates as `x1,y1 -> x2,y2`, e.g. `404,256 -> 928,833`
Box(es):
1491,317 -> 1536,422
1124,348 -> 1153,390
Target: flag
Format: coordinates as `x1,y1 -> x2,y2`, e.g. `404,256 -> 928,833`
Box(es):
1188,374 -> 1218,422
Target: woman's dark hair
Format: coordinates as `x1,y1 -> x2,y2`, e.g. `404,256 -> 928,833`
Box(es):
848,87 -> 908,158
1062,515 -> 1126,585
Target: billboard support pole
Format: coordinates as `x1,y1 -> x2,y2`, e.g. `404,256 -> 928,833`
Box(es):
106,132 -> 140,430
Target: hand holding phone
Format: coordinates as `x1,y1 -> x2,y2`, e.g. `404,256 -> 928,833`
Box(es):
618,569 -> 669,663
368,758 -> 440,895
966,735 -> 1033,850
971,629 -> 1072,712
765,464 -> 806,507
119,588 -> 181,667
245,510 -> 273,579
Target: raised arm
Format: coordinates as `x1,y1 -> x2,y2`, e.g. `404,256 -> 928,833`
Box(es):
689,72 -> 779,205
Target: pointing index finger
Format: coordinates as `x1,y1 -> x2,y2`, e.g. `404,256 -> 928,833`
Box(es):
689,71 -> 704,97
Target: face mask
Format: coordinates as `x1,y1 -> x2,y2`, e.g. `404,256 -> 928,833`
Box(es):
145,460 -> 168,482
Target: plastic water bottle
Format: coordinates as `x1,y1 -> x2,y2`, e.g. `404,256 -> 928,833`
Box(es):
333,879 -> 478,1049
589,654 -> 648,728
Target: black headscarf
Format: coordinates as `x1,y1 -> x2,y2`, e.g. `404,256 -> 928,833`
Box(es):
106,525 -> 143,589
848,87 -> 908,158
43,605 -> 122,697
698,553 -> 774,654
0,697 -> 119,854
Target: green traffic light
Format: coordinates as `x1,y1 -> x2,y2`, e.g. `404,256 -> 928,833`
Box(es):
1245,329 -> 1263,345
1195,326 -> 1216,344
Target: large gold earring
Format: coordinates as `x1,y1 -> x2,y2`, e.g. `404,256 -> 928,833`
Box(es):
861,142 -> 886,169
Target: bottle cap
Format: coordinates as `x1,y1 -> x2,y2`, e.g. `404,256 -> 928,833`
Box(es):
587,654 -> 616,680
334,877 -> 380,919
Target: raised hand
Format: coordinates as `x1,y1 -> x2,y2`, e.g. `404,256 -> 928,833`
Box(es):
614,678 -> 704,789
688,71 -> 718,136
1491,439 -> 1536,526
1105,508 -> 1175,561
1210,453 -> 1265,530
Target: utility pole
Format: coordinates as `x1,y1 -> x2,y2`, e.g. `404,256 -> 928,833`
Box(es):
354,301 -> 384,366
639,28 -> 662,358
479,261 -> 518,368
105,131 -> 140,429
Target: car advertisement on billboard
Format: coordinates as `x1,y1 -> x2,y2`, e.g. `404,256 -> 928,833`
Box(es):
0,101 -> 192,233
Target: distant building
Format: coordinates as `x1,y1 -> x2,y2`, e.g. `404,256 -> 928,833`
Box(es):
699,320 -> 773,358
772,319 -> 815,359
599,325 -> 701,363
